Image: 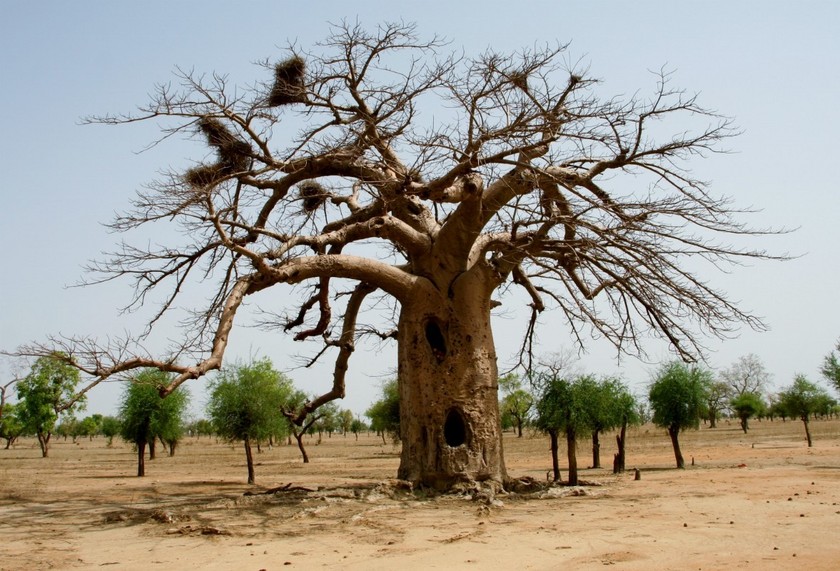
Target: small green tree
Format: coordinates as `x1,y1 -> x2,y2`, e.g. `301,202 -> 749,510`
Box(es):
499,374 -> 533,438
648,361 -> 710,469
609,383 -> 640,474
730,392 -> 765,433
314,402 -> 340,442
119,370 -> 189,476
580,377 -> 630,470
0,403 -> 24,449
16,355 -> 84,457
78,415 -> 103,441
339,409 -> 354,437
535,373 -> 596,485
284,389 -> 321,463
366,379 -> 400,444
705,381 -> 732,428
821,340 -> 840,393
188,418 -> 215,438
349,417 -> 366,440
207,359 -> 293,484
777,375 -> 834,447
100,416 -> 120,447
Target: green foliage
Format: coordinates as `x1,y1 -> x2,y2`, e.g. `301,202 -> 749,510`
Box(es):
350,418 -> 367,435
313,402 -> 340,438
100,416 -> 121,445
187,418 -> 215,437
339,409 -> 354,435
776,374 -> 836,447
499,374 -> 534,436
776,375 -> 834,420
207,358 -> 293,443
366,379 -> 400,442
586,377 -> 636,434
648,361 -> 711,433
705,381 -> 733,426
534,374 -> 594,436
0,403 -> 24,447
821,340 -> 840,393
16,354 -> 84,456
730,391 -> 766,432
78,415 -> 102,439
119,369 -> 189,447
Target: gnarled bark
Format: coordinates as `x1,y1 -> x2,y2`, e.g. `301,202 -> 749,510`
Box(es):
396,271 -> 506,489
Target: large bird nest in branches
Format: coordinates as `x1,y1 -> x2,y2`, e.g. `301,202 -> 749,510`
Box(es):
298,180 -> 328,212
184,118 -> 252,188
268,56 -> 307,106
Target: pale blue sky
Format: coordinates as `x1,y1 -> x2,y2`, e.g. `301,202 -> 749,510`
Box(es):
2,1 -> 839,417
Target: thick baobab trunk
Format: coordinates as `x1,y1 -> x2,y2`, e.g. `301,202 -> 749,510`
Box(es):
668,425 -> 685,469
396,273 -> 506,490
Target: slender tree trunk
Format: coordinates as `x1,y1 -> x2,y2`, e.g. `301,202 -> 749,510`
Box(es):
591,429 -> 601,469
137,441 -> 146,476
668,425 -> 685,469
516,417 -> 523,438
294,430 -> 309,463
802,416 -> 813,447
566,427 -> 578,486
549,429 -> 561,482
148,438 -> 156,460
740,415 -> 749,433
396,272 -> 506,490
37,431 -> 49,458
614,420 -> 627,474
709,410 -> 717,429
168,440 -> 177,457
244,436 -> 255,484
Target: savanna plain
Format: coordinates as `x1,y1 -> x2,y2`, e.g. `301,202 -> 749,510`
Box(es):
2,419 -> 839,570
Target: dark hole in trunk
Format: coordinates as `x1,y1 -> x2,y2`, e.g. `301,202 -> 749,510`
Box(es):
444,408 -> 467,447
424,319 -> 447,361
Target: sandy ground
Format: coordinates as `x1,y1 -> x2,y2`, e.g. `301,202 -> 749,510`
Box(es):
1,419 -> 839,570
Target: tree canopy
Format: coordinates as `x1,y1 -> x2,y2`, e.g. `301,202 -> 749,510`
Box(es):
821,340 -> 840,393
776,375 -> 835,447
366,379 -> 400,443
207,358 -> 294,483
648,361 -> 711,468
16,354 -> 84,457
730,391 -> 765,433
119,369 -> 189,476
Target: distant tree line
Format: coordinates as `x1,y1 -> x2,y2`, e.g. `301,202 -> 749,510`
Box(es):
4,343 -> 840,487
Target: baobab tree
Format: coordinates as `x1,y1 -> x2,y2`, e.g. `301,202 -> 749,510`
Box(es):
14,22 -> 778,490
